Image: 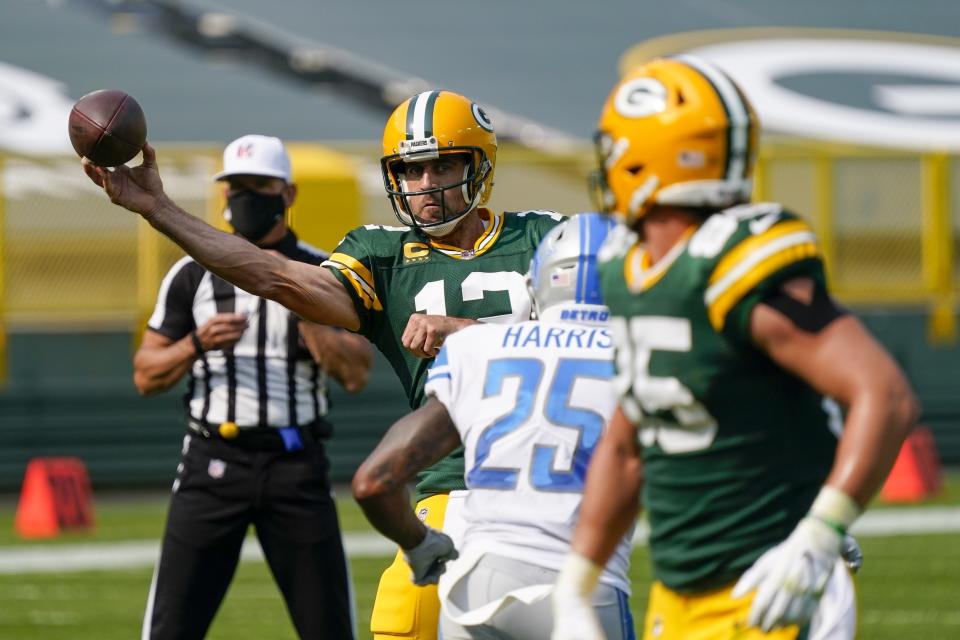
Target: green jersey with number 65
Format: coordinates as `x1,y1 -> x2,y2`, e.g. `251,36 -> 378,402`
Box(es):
600,203 -> 838,593
323,209 -> 562,499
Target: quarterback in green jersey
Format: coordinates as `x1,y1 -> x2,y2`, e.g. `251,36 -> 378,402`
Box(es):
552,57 -> 918,640
81,90 -> 561,640
334,90 -> 560,640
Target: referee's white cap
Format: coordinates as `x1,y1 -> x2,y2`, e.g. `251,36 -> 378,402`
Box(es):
213,134 -> 292,183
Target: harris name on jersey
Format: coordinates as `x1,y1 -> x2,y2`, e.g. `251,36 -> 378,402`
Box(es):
499,323 -> 612,350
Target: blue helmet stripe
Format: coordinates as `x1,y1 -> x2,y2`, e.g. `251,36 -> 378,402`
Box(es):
580,214 -> 613,305
576,214 -> 588,303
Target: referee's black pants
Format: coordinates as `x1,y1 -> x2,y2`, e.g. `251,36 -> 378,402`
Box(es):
143,432 -> 353,639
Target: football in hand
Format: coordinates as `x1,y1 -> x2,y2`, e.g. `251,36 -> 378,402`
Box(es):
68,89 -> 147,167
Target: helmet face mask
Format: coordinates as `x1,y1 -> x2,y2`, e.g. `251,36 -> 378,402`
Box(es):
381,91 -> 497,237
527,212 -> 616,325
587,131 -> 619,217
594,56 -> 759,228
381,147 -> 491,237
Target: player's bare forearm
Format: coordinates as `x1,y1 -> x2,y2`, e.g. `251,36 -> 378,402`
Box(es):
571,407 -> 643,565
299,323 -> 372,392
752,301 -> 919,506
144,196 -> 282,296
132,331 -> 197,396
83,148 -> 360,330
815,320 -> 919,504
352,398 -> 461,548
355,485 -> 425,550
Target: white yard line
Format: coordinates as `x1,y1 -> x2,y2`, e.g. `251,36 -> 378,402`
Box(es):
848,506 -> 960,536
0,532 -> 395,575
1,506 -> 959,575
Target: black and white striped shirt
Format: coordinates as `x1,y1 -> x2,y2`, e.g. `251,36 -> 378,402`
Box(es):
147,231 -> 329,429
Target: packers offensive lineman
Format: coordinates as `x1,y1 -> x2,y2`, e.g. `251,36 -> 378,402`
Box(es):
551,57 -> 919,640
81,90 -> 562,640
353,213 -> 635,640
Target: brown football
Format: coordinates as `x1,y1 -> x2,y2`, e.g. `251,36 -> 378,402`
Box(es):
68,90 -> 147,167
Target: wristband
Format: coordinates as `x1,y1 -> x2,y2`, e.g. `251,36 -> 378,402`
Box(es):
190,330 -> 204,355
555,552 -> 603,598
809,485 -> 862,534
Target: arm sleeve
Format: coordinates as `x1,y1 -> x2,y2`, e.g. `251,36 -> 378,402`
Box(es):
321,229 -> 383,338
146,258 -> 203,341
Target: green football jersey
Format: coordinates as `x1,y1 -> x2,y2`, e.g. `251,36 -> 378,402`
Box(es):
600,203 -> 838,593
323,209 -> 563,499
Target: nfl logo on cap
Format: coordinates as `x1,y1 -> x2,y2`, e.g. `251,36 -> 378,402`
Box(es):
213,134 -> 292,183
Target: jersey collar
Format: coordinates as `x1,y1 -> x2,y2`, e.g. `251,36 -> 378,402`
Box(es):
427,209 -> 504,260
625,226 -> 695,293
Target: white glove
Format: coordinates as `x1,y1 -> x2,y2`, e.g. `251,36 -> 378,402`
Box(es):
733,486 -> 861,633
551,553 -> 606,640
403,526 -> 458,586
551,591 -> 606,640
732,516 -> 842,632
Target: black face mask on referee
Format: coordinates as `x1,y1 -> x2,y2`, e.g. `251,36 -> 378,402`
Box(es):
225,190 -> 286,242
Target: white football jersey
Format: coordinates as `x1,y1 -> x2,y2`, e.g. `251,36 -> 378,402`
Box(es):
426,320 -> 631,593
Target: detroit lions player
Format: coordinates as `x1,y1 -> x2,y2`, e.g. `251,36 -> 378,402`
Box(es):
353,213 -> 635,640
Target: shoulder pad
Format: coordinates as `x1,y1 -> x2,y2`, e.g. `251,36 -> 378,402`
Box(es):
361,223 -> 408,232
598,222 -> 638,263
701,204 -> 820,330
721,202 -> 783,222
511,210 -> 565,221
689,203 -> 809,261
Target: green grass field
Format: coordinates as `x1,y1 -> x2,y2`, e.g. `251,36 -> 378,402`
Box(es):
1,475 -> 958,639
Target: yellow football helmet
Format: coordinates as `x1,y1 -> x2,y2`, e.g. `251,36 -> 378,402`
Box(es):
381,90 -> 497,236
592,55 -> 759,227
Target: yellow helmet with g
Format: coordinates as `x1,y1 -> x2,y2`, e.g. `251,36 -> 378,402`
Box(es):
592,55 -> 759,227
381,90 -> 497,236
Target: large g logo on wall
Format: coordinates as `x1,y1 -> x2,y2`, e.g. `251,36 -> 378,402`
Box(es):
0,62 -> 74,155
621,30 -> 960,151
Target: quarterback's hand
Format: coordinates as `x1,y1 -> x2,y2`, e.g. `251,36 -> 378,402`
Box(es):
403,527 -> 458,586
550,587 -> 605,640
732,516 -> 842,632
402,314 -> 477,359
82,143 -> 168,217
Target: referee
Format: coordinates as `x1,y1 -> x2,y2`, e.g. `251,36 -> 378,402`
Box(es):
133,135 -> 372,640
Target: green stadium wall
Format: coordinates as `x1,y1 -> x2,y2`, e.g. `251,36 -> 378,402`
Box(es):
0,309 -> 958,492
